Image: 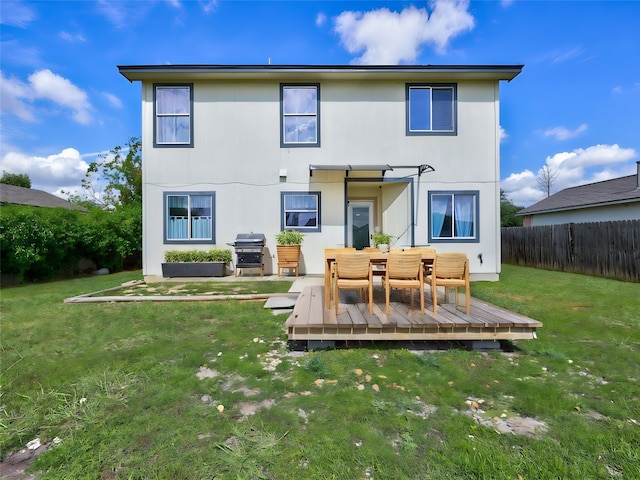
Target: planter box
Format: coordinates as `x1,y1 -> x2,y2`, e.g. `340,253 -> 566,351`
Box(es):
276,244 -> 301,276
161,262 -> 227,278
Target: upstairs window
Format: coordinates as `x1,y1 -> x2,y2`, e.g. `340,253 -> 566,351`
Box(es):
281,84 -> 320,147
406,84 -> 456,135
164,192 -> 215,243
281,192 -> 321,232
429,191 -> 478,243
155,84 -> 193,147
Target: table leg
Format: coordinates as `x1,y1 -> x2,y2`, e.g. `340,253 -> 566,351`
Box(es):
324,259 -> 331,307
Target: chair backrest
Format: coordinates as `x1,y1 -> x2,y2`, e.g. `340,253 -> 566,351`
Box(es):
386,252 -> 422,279
335,253 -> 370,279
412,247 -> 436,253
325,247 -> 356,258
434,253 -> 468,279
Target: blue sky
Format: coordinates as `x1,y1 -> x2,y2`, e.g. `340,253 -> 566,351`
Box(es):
1,0 -> 638,206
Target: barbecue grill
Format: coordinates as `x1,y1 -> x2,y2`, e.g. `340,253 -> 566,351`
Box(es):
228,233 -> 266,276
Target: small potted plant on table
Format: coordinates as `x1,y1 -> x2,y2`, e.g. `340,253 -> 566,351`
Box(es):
161,248 -> 232,277
275,230 -> 304,276
372,232 -> 393,253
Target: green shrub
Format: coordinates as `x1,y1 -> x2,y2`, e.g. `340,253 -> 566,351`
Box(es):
0,204 -> 141,282
164,248 -> 232,263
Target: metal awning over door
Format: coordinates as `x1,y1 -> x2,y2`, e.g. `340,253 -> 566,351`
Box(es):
309,164 -> 393,176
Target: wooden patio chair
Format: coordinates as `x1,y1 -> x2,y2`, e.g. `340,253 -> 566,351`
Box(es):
381,252 -> 424,314
412,247 -> 436,276
426,253 -> 470,315
333,253 -> 373,314
325,248 -> 356,302
362,246 -> 386,277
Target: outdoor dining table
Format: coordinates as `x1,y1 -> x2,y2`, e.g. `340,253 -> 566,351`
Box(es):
324,249 -> 436,307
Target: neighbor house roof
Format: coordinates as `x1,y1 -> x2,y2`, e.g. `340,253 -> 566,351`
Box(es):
0,183 -> 79,210
517,174 -> 640,216
118,64 -> 523,82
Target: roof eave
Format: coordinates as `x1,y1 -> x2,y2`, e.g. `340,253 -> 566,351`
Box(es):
117,64 -> 524,83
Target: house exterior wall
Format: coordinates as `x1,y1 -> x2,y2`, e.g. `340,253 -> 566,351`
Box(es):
528,202 -> 640,226
139,76 -> 505,279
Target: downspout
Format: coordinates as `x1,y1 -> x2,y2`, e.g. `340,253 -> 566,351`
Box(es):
410,178 -> 416,246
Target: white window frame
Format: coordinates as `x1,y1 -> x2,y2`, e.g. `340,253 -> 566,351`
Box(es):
154,84 -> 193,147
280,84 -> 320,147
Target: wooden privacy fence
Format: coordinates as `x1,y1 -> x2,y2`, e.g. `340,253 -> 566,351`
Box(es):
501,220 -> 639,282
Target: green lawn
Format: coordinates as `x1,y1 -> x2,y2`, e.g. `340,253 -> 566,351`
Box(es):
1,265 -> 639,479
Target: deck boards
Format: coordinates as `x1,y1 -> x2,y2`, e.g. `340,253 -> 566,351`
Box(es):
287,285 -> 542,342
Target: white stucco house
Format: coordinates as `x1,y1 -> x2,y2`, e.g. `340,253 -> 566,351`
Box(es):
118,64 -> 523,280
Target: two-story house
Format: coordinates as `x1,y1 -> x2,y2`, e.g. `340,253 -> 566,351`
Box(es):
118,64 -> 522,280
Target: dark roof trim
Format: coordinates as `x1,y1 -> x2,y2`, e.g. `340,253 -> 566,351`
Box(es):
310,164 -> 393,177
118,64 -> 524,83
517,197 -> 640,216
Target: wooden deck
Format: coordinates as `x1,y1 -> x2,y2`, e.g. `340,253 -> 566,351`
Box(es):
285,285 -> 542,342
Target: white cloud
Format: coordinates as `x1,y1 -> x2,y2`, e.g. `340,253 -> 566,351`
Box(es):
0,1 -> 37,27
334,0 -> 475,65
59,31 -> 87,42
499,126 -> 508,143
201,0 -> 218,14
0,40 -> 43,68
29,69 -> 93,124
96,0 -> 152,28
316,12 -> 327,27
551,46 -> 584,64
502,144 -> 638,207
0,148 -> 89,193
101,92 -> 123,109
1,69 -> 93,125
501,170 -> 544,206
0,71 -> 35,121
543,123 -> 588,141
549,144 -> 636,171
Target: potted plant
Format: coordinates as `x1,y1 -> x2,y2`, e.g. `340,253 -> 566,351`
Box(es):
161,248 -> 232,277
275,230 -> 304,276
372,232 -> 393,253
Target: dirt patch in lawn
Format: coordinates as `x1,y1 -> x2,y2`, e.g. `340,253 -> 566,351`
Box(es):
1,439 -> 53,480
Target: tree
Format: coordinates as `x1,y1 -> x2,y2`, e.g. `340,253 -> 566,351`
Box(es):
500,189 -> 523,227
71,137 -> 142,209
537,165 -> 558,198
1,171 -> 31,188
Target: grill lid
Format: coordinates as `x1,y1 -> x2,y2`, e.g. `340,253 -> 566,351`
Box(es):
228,233 -> 266,246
